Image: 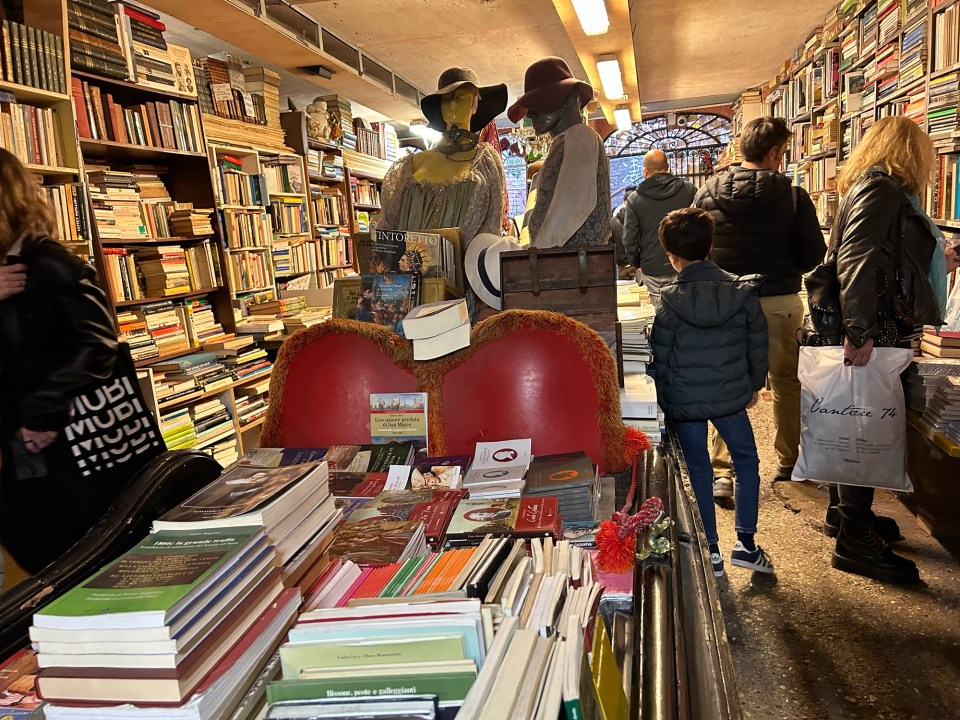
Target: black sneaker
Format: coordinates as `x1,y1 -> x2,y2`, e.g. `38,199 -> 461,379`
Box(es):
730,542 -> 775,574
710,547 -> 724,577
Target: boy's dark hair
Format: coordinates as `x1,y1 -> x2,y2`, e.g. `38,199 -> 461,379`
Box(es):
740,117 -> 791,162
659,207 -> 714,261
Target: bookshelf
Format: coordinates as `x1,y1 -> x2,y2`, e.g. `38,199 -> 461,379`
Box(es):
0,4 -> 88,257
280,110 -> 355,289
758,0 -> 960,233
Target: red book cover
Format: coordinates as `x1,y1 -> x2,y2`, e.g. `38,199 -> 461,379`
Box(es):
123,6 -> 166,31
446,496 -> 561,540
103,92 -> 118,142
345,489 -> 467,548
70,77 -> 92,139
328,472 -> 388,499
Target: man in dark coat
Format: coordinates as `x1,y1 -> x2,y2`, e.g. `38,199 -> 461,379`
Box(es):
694,117 -> 826,490
611,185 -> 637,280
623,150 -> 696,305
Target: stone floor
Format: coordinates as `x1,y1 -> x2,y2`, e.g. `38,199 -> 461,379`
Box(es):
713,397 -> 960,720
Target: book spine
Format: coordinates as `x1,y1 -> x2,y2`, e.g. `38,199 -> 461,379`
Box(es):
55,33 -> 65,95
17,24 -> 31,89
70,50 -> 128,79
68,11 -> 120,43
68,28 -> 123,57
71,77 -> 92,139
1,21 -> 11,83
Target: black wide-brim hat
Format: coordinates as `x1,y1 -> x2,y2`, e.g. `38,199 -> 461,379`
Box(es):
421,67 -> 508,133
507,56 -> 595,124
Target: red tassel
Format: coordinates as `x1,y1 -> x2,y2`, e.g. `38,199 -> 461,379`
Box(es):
594,497 -> 665,574
596,520 -> 637,574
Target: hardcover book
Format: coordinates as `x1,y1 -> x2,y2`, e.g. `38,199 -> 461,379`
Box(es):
322,443 -> 416,473
525,451 -> 597,492
345,488 -> 467,547
354,272 -> 421,336
370,229 -> 456,288
445,497 -> 561,542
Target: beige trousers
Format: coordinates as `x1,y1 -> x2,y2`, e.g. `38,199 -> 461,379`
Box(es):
712,293 -> 804,479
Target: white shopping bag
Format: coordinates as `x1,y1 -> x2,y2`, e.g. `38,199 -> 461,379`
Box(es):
792,346 -> 914,491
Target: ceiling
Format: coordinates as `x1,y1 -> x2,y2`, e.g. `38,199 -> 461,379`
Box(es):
631,0 -> 840,109
297,0 -> 587,119
159,0 -> 843,123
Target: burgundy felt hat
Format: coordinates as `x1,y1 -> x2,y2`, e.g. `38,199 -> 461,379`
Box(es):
420,67 -> 508,133
507,56 -> 595,123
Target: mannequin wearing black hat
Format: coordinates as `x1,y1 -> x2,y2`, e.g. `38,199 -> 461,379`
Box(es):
511,57 -> 611,248
376,68 -> 508,250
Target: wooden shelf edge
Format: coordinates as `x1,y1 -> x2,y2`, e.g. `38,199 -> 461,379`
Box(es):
80,138 -> 206,158
101,236 -> 213,246
239,416 -> 268,433
115,287 -> 221,307
70,70 -> 201,103
0,79 -> 70,105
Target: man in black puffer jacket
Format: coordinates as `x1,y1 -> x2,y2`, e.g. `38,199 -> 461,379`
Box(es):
652,208 -> 773,577
694,117 -> 826,488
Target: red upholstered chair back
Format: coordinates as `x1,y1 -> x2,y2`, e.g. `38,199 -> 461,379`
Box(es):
260,320 -> 415,449
423,311 -> 631,472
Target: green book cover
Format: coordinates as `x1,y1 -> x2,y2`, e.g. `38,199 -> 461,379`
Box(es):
266,669 -> 476,705
279,635 -> 466,678
35,526 -> 263,625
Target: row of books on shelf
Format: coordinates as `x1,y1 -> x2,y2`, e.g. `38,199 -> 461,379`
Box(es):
15,428 -> 629,719
0,19 -> 66,94
227,249 -> 273,294
262,156 -> 304,196
310,189 -> 345,227
222,208 -> 271,248
195,56 -> 280,128
351,177 -> 381,206
216,155 -> 266,206
308,148 -> 344,181
933,1 -> 960,71
268,197 -> 308,236
41,182 -> 89,248
102,242 -> 220,302
73,77 -> 204,153
314,232 -> 352,267
117,295 -> 232,361
0,93 -> 67,168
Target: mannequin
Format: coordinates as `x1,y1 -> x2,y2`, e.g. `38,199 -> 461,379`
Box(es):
510,57 -> 611,248
376,68 -> 508,249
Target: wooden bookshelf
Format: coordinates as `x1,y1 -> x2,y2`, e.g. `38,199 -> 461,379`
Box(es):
114,287 -> 221,308
79,138 -> 207,162
70,69 -> 199,103
0,79 -> 70,105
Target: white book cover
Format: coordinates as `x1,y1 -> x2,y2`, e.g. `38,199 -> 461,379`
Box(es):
472,438 -> 533,469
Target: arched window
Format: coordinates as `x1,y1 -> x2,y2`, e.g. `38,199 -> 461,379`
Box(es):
606,112 -> 733,206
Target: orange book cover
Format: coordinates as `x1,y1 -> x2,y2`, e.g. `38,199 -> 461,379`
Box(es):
414,551 -> 457,594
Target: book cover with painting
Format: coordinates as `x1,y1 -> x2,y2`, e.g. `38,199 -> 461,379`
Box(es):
354,273 -> 420,336
346,488 -> 467,547
328,472 -> 389,500
327,519 -> 426,566
370,229 -> 453,286
370,392 -> 428,453
322,443 -> 416,473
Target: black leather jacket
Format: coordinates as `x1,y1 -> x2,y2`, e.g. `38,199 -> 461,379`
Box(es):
0,236 -> 117,432
831,170 -> 941,347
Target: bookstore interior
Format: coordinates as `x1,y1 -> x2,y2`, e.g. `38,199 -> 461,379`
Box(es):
0,0 -> 959,718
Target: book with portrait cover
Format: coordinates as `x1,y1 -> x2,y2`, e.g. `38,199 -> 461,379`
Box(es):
370,392 -> 428,453
445,496 -> 561,544
354,272 -> 421,336
370,228 -> 455,287
345,488 -> 468,548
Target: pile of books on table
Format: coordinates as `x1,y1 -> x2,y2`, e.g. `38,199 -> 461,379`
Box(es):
403,299 -> 471,361
618,304 -> 655,375
621,372 -> 663,445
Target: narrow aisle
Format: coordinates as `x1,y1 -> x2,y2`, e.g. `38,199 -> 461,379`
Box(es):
714,398 -> 960,720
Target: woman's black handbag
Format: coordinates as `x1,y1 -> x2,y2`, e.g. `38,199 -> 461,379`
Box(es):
798,261 -> 844,347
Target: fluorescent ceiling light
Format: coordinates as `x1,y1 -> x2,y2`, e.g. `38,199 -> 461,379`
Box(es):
596,55 -> 624,100
571,0 -> 609,35
410,120 -> 441,144
613,105 -> 632,131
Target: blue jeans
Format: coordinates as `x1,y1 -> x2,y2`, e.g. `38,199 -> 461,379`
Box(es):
673,410 -> 761,546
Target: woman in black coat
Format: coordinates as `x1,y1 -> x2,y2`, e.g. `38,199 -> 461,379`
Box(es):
828,117 -> 959,584
0,149 -> 122,574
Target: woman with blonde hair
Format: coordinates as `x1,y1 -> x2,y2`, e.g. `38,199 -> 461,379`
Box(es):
0,148 -> 124,574
826,116 -> 959,583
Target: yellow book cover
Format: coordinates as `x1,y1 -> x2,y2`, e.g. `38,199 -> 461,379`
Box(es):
591,615 -> 628,720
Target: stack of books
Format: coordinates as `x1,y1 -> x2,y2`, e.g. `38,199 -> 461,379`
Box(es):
66,0 -> 127,80
220,345 -> 273,383
117,310 -> 159,362
621,372 -> 663,445
136,246 -> 191,297
244,67 -> 281,129
905,357 -> 960,412
183,297 -> 228,348
87,170 -> 148,241
328,520 -> 428,566
159,406 -> 196,450
153,461 -> 339,567
190,396 -> 235,447
153,367 -> 200,405
169,207 -> 215,237
618,304 -> 654,375
33,527 -> 298,720
525,452 -> 600,527
235,393 -> 269,429
462,439 -> 532,499
920,328 -> 960,359
143,300 -> 190,357
151,352 -> 232,393
402,298 -> 471,361
920,376 -> 960,446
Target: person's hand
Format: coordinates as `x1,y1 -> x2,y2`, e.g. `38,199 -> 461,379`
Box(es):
19,428 -> 57,453
0,264 -> 26,300
746,391 -> 759,410
843,336 -> 874,367
945,243 -> 960,274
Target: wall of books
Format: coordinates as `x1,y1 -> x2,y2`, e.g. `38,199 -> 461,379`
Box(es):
758,0 -> 960,233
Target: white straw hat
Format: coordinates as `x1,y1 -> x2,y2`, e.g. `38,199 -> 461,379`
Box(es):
465,233 -> 522,310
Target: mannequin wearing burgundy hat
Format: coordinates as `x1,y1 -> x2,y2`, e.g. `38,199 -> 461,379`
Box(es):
511,57 -> 611,248
376,67 -> 508,249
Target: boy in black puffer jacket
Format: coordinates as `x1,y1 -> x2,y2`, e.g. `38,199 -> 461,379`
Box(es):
652,208 -> 774,577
